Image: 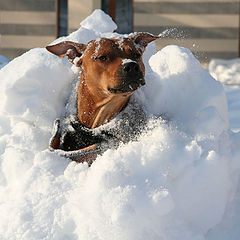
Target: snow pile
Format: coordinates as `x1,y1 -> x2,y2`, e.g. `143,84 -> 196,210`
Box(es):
80,9 -> 117,33
209,58 -> 240,84
224,85 -> 240,132
209,58 -> 240,132
0,9 -> 240,240
0,55 -> 10,69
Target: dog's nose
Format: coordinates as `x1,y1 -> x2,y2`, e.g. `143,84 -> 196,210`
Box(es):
123,62 -> 141,75
113,61 -> 145,93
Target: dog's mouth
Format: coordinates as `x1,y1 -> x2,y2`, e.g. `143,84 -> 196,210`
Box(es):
108,78 -> 145,94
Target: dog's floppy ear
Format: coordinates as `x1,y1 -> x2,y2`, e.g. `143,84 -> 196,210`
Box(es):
130,32 -> 159,51
46,41 -> 86,65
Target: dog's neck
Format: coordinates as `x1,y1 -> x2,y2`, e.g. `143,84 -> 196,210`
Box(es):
77,75 -> 131,128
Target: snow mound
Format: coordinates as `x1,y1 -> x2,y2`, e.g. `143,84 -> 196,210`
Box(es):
209,58 -> 240,84
0,10 -> 240,240
0,55 -> 10,69
80,9 -> 117,33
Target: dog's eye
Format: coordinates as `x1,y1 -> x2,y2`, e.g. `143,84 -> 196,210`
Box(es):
132,53 -> 141,59
96,56 -> 107,61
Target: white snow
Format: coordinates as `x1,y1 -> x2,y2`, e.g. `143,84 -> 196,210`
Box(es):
0,9 -> 240,240
209,58 -> 240,84
224,85 -> 240,132
121,58 -> 137,65
0,55 -> 10,69
80,9 -> 117,33
208,58 -> 240,132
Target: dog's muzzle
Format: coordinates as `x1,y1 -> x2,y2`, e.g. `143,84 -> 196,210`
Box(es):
109,62 -> 145,94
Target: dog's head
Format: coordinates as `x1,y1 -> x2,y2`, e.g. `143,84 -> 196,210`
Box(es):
46,32 -> 158,96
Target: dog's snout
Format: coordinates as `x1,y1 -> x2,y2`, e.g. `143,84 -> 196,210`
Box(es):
121,62 -> 144,85
123,62 -> 141,74
110,60 -> 145,94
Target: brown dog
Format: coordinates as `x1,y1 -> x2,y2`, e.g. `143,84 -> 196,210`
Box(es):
47,33 -> 158,127
46,32 -> 158,162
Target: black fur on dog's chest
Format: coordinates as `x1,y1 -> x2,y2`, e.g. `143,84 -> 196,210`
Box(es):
59,99 -> 147,152
59,117 -> 114,151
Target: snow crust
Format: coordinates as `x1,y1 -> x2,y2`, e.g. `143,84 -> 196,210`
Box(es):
0,9 -> 240,240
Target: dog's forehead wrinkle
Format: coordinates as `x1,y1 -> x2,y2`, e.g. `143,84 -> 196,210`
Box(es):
117,38 -> 134,51
88,38 -> 118,58
119,39 -> 142,58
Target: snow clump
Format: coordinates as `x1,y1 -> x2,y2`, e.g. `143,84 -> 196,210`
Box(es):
209,58 -> 240,84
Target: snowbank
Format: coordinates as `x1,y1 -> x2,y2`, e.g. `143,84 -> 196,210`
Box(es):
0,55 -> 10,69
209,58 -> 240,84
0,10 -> 240,240
224,85 -> 240,132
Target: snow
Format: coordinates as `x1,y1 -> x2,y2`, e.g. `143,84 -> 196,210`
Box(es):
0,9 -> 240,240
209,58 -> 240,132
0,55 -> 10,69
121,58 -> 137,65
80,9 -> 117,33
224,85 -> 240,132
209,58 -> 240,84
